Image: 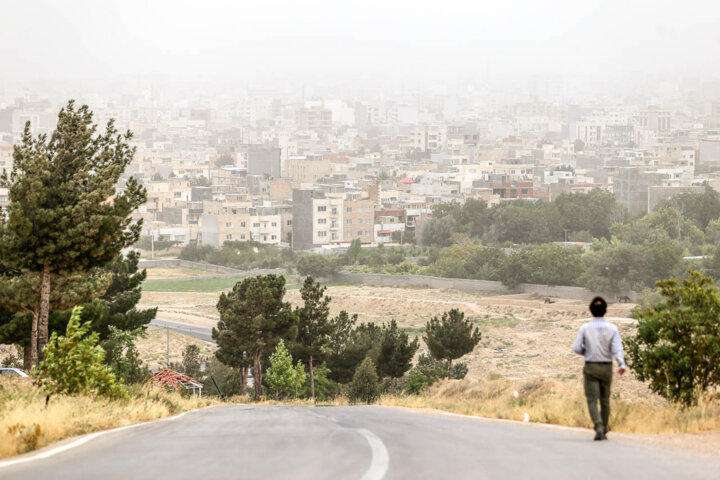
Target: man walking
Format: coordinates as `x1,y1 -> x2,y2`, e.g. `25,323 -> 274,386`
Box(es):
573,297 -> 627,441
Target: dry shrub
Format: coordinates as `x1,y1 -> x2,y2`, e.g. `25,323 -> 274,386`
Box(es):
0,378 -> 218,459
380,378 -> 720,435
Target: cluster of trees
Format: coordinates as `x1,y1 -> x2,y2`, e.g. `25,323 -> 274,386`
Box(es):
210,274 -> 481,402
180,241 -> 295,270
421,191 -> 622,247
0,101 -> 157,396
342,188 -> 720,293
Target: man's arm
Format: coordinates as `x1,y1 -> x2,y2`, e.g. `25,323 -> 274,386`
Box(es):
610,326 -> 627,372
572,325 -> 585,355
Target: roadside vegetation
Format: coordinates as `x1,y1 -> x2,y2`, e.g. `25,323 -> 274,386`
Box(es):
0,379 -> 216,459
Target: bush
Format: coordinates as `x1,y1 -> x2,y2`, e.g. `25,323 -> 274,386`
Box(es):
405,371 -> 431,395
296,254 -> 340,278
625,270 -> 720,406
452,362 -> 468,380
34,307 -> 126,399
349,357 -> 380,404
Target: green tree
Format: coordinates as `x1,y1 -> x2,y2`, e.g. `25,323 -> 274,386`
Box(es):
0,101 -> 146,365
102,326 -> 150,384
349,357 -> 380,404
296,254 -> 339,278
346,238 -> 362,264
294,277 -> 334,401
625,270 -> 720,406
214,274 -> 296,401
376,320 -> 419,387
526,243 -> 585,286
424,309 -> 481,377
327,321 -> 381,383
0,268 -> 109,368
169,344 -> 204,380
34,307 -> 125,399
265,340 -> 307,399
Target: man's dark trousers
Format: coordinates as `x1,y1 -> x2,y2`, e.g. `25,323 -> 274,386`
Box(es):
583,362 -> 613,431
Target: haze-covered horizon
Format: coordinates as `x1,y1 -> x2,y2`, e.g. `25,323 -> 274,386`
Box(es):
2,0 -> 719,96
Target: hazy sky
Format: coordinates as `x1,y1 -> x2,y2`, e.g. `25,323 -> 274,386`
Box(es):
1,0 -> 719,87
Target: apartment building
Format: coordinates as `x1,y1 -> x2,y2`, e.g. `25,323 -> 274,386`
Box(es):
284,155 -> 334,183
199,203 -> 251,247
250,209 -> 282,244
291,189 -> 344,250
343,196 -> 375,243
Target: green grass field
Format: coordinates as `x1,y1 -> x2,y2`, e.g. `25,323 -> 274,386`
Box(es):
143,276 -> 351,292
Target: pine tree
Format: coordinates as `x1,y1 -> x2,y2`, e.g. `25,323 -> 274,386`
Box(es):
214,275 -> 295,401
423,309 -> 481,377
349,357 -> 380,404
377,320 -> 419,388
293,276 -> 334,401
0,101 -> 146,364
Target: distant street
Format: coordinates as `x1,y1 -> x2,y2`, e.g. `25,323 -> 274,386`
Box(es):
1,405 -> 718,480
149,318 -> 214,343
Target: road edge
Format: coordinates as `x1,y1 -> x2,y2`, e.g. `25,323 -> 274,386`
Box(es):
376,404 -> 720,459
0,405 -> 220,469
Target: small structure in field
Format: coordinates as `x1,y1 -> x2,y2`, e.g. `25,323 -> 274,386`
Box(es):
151,369 -> 203,397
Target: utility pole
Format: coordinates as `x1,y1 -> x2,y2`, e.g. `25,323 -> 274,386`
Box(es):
563,229 -> 569,243
151,234 -> 155,259
166,325 -> 170,368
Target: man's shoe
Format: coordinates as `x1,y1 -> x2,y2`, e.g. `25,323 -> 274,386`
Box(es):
594,428 -> 605,441
602,426 -> 608,440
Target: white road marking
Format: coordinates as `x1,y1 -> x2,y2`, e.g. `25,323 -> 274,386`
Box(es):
0,411 -> 191,469
357,427 -> 390,480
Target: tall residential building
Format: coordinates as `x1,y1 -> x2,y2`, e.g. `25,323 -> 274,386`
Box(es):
292,189 -> 344,250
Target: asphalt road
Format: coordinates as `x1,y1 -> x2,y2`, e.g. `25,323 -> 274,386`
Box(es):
149,318 -> 214,342
1,405 -> 718,480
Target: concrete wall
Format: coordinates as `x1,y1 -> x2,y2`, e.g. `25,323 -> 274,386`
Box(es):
332,272 -> 635,302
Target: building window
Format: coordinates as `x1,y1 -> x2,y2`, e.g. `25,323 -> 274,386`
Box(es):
240,221 -> 246,227
271,235 -> 277,240
318,206 -> 326,212
318,231 -> 327,237
240,234 -> 246,240
358,230 -> 363,236
318,218 -> 326,224
226,222 -> 232,228
346,219 -> 352,224
346,207 -> 352,213
226,234 -> 232,240
287,220 -> 292,225
331,207 -> 338,215
253,223 -> 260,227
271,222 -> 277,227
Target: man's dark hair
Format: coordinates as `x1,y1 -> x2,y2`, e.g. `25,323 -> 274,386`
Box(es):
589,297 -> 607,317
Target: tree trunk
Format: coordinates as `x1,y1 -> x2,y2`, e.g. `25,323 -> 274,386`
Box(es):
29,309 -> 39,368
309,355 -> 315,402
37,265 -> 51,363
241,366 -> 249,396
253,352 -> 263,402
23,344 -> 32,371
448,359 -> 453,379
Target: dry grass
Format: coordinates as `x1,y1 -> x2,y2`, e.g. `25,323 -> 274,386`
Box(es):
0,378 -> 220,459
379,379 -> 720,435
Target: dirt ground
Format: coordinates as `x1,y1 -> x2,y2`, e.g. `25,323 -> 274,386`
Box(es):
138,284 -> 650,398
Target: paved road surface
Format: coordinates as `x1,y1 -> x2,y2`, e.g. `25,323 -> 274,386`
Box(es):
2,405 -> 718,480
150,318 -> 214,342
